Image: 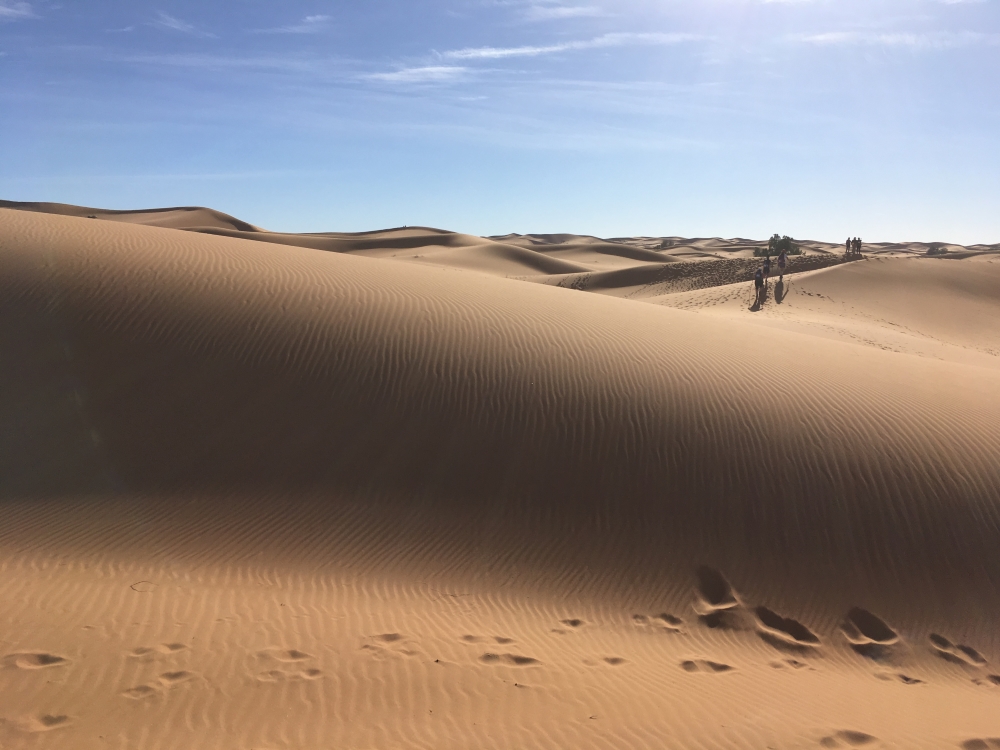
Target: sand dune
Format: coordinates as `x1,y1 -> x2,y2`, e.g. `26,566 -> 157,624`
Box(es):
2,203 -> 1000,749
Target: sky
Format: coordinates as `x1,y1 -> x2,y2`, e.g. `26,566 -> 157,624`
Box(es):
1,0 -> 998,242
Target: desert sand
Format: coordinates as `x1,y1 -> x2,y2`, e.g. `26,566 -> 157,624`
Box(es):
2,200 -> 1000,750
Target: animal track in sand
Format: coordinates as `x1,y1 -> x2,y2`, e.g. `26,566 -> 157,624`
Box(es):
2,652 -> 69,670
680,659 -> 734,674
840,608 -> 899,661
819,730 -> 878,747
755,606 -> 821,652
694,567 -> 745,630
479,653 -> 541,667
929,634 -> 987,667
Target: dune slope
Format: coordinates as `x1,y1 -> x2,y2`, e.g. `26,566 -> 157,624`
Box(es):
1,207 -> 1000,749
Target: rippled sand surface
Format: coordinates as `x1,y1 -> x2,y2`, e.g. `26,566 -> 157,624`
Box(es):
2,204 -> 1000,749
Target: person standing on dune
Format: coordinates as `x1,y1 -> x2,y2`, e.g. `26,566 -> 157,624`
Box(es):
777,249 -> 787,281
754,266 -> 764,307
846,237 -> 851,256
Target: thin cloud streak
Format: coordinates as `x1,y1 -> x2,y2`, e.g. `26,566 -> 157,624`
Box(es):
367,65 -> 468,83
113,52 -> 322,73
0,1 -> 34,20
524,5 -> 607,21
795,30 -> 1000,48
152,11 -> 216,38
443,32 -> 705,59
252,15 -> 332,34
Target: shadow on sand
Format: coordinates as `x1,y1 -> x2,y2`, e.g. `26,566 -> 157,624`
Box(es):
774,280 -> 786,304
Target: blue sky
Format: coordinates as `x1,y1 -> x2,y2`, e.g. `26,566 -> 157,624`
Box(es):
1,0 -> 998,242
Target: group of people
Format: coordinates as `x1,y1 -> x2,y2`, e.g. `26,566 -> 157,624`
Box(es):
846,237 -> 863,257
753,250 -> 788,307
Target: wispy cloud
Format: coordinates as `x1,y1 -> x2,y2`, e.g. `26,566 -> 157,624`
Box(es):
113,53 -> 320,73
252,15 -> 332,34
152,11 -> 215,38
367,65 -> 468,83
0,1 -> 35,20
443,32 -> 703,60
524,5 -> 607,21
795,30 -> 999,49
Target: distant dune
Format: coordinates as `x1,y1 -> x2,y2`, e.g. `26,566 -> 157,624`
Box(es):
2,201 -> 999,750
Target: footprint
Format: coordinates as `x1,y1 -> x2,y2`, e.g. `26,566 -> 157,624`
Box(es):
122,685 -> 158,699
654,614 -> 683,631
694,567 -> 745,629
122,671 -> 196,698
770,659 -> 809,670
256,670 -> 286,683
680,659 -> 734,674
819,730 -> 877,747
561,619 -> 584,628
840,608 -> 898,661
479,653 -> 540,667
2,653 -> 68,670
961,741 -> 1000,750
258,648 -> 311,662
362,634 -> 419,658
494,637 -> 515,645
159,671 -> 193,685
461,635 -> 482,643
603,657 -> 627,666
128,643 -> 187,661
929,634 -> 987,667
15,714 -> 70,733
755,606 -> 821,651
256,668 -> 323,683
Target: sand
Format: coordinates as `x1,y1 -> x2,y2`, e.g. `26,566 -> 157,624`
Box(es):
1,202 -> 1000,749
